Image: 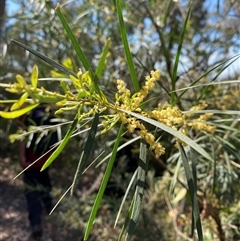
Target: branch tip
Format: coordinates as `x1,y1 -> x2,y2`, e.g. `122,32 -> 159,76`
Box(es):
55,2 -> 61,10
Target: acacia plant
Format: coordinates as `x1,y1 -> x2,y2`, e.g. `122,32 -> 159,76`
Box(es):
0,1 -> 239,241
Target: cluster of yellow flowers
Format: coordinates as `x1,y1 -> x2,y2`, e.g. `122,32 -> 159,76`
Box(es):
114,70 -> 167,157
118,114 -> 165,157
188,101 -> 208,112
114,71 -> 216,157
115,70 -> 161,111
131,70 -> 161,109
185,102 -> 216,134
186,114 -> 216,134
146,103 -> 184,129
0,63 -> 217,158
114,70 -> 169,157
115,79 -> 131,110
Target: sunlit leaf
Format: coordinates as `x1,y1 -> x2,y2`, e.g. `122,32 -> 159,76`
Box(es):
116,0 -> 140,92
41,115 -> 78,171
115,170 -> 138,227
171,1 -> 192,104
69,74 -> 81,91
60,80 -> 69,94
95,38 -> 111,79
10,92 -> 29,111
0,103 -> 39,119
31,65 -> 38,88
16,75 -> 26,86
55,3 -> 103,98
62,58 -> 74,70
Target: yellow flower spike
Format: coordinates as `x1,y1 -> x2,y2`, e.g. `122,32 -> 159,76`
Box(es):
198,113 -> 213,121
128,70 -> 161,110
143,70 -> 160,91
31,65 -> 38,89
154,143 -> 165,158
116,79 -> 131,104
118,113 -> 128,123
187,121 -> 216,134
187,102 -> 208,117
16,75 -> 26,86
9,133 -> 22,143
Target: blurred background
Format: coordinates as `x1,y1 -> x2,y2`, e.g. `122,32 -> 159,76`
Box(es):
0,0 -> 239,240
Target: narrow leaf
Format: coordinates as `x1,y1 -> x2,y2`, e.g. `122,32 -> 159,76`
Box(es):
55,4 -> 102,97
116,0 -> 140,92
95,38 -> 111,79
60,80 -> 68,94
190,148 -> 197,190
175,54 -> 240,104
84,124 -> 124,240
183,110 -> 240,115
41,115 -> 78,171
212,55 -> 240,82
0,103 -> 39,119
71,113 -> 99,195
55,4 -> 91,72
171,2 -> 192,104
115,169 -> 138,227
125,140 -> 147,241
49,184 -> 73,215
169,155 -> 182,194
197,57 -> 240,101
178,143 -> 203,241
118,199 -> 134,241
169,79 -> 240,94
11,40 -> 77,77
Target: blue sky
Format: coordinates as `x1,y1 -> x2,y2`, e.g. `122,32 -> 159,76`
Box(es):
5,0 -> 240,78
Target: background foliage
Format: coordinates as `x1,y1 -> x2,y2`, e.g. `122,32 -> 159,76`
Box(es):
0,0 -> 240,240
